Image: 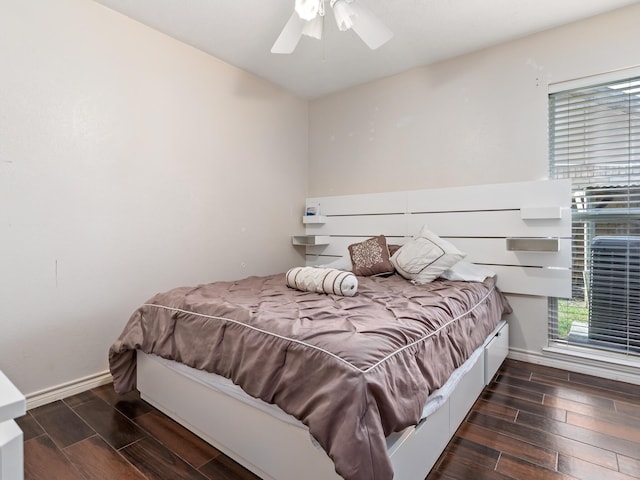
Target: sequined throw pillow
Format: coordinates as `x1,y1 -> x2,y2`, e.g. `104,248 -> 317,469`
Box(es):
348,235 -> 395,277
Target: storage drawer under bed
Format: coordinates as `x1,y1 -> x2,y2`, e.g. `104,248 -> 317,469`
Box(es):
484,322 -> 509,384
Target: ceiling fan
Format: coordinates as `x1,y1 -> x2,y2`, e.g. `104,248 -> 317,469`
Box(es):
271,0 -> 393,54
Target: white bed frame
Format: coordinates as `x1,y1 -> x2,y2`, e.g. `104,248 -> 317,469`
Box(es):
136,180 -> 571,479
139,321 -> 508,480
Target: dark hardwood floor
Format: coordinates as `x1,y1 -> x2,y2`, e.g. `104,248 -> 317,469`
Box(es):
18,359 -> 640,480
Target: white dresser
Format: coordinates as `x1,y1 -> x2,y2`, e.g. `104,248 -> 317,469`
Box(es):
0,371 -> 25,480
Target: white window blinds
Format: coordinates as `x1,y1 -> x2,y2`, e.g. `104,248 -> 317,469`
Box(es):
548,74 -> 640,356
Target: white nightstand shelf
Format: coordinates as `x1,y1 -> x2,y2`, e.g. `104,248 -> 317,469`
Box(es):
302,215 -> 327,224
0,371 -> 25,480
292,235 -> 330,246
0,372 -> 25,424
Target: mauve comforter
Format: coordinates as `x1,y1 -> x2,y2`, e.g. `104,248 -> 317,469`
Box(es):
109,273 -> 511,480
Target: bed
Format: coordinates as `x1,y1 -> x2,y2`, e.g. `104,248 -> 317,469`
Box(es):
109,180 -> 571,480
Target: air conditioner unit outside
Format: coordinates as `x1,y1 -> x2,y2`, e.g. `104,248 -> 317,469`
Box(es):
588,236 -> 640,351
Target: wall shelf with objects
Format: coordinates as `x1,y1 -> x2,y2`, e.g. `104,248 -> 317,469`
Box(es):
292,235 -> 330,246
302,215 -> 327,224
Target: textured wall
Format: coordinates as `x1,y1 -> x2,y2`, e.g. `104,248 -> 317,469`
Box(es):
0,0 -> 308,395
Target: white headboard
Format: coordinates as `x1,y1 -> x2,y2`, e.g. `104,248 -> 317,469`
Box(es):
301,180 -> 572,297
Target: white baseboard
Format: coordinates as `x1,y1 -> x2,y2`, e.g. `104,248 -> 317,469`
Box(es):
508,347 -> 640,386
26,370 -> 113,410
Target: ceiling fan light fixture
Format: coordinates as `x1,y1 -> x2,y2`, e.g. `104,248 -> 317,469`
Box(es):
273,0 -> 392,54
295,0 -> 322,21
331,0 -> 356,31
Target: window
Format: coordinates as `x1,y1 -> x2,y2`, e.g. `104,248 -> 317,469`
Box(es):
548,73 -> 640,357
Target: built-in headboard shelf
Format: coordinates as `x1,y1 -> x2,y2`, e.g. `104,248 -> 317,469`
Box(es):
303,180 -> 572,297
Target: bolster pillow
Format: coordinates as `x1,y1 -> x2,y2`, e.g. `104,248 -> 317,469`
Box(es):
286,267 -> 358,297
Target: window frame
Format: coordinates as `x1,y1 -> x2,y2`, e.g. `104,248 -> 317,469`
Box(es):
548,67 -> 640,358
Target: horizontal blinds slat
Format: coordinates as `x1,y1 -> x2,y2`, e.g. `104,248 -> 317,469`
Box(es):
551,99 -> 640,113
551,101 -> 640,116
552,155 -> 640,164
550,78 -> 640,100
551,109 -> 640,123
552,128 -> 640,140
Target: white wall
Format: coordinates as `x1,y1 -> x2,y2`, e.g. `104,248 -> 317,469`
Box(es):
0,0 -> 308,396
309,4 -> 640,197
308,4 -> 640,366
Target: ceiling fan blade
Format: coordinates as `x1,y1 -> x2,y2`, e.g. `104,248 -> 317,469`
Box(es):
302,14 -> 323,40
349,0 -> 393,50
271,12 -> 306,54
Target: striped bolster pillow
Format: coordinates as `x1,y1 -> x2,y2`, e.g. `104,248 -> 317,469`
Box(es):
285,267 -> 358,297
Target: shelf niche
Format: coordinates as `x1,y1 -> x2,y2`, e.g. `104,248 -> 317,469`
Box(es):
292,235 -> 330,246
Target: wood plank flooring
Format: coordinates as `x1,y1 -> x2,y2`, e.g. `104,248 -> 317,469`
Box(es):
428,359 -> 640,480
17,359 -> 640,480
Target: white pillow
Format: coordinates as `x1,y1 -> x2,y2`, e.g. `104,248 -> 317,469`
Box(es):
390,225 -> 465,284
440,261 -> 495,282
286,267 -> 358,297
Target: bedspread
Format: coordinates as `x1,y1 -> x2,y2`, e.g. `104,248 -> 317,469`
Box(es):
109,273 -> 511,480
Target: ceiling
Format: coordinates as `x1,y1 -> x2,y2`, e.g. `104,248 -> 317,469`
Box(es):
91,0 -> 640,99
